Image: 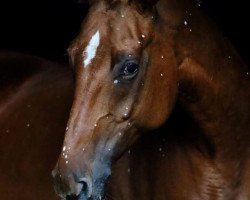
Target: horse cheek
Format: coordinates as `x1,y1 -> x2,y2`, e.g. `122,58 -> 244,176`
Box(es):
134,57 -> 178,129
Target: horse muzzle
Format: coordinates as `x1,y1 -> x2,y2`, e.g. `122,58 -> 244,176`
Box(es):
52,159 -> 111,200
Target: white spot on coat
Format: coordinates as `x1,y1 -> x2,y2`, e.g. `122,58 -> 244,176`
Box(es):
83,31 -> 100,67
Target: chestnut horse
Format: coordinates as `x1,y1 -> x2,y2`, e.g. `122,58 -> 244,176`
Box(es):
50,0 -> 250,200
0,52 -> 74,200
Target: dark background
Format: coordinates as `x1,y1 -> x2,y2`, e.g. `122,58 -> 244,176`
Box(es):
0,0 -> 249,65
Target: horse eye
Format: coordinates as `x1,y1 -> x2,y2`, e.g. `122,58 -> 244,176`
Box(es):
121,61 -> 139,80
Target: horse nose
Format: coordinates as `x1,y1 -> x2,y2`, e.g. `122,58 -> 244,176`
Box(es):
74,177 -> 93,198
65,177 -> 92,200
52,167 -> 93,199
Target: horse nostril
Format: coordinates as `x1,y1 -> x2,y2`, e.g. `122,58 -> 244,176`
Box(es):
75,176 -> 93,198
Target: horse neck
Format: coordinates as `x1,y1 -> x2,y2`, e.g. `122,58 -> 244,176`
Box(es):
159,0 -> 250,179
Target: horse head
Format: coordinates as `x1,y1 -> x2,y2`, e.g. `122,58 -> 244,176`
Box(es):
52,0 -> 179,199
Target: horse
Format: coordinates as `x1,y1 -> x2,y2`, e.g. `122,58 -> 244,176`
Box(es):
51,0 -> 250,199
0,51 -> 74,200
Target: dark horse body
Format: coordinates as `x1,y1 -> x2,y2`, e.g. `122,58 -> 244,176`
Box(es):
0,52 -> 73,200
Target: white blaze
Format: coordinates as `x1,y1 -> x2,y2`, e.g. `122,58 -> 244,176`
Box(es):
83,31 -> 100,67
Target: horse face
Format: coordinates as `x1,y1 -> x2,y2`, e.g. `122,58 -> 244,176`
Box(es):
52,0 -> 178,199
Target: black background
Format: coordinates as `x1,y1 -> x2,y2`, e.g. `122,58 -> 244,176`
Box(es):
0,0 -> 249,65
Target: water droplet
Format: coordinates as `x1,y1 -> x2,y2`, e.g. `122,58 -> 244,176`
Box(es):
141,34 -> 145,38
65,155 -> 68,159
247,72 -> 249,76
114,80 -> 119,84
124,113 -> 128,117
121,14 -> 125,18
118,132 -> 122,136
108,148 -> 111,151
82,148 -> 85,151
125,107 -> 129,110
66,161 -> 69,164
184,20 -> 187,25
128,150 -> 131,154
228,56 -> 231,59
26,123 -> 30,127
160,73 -> 164,77
66,126 -> 69,131
159,147 -> 162,152
94,124 -> 97,127
128,54 -> 132,57
189,29 -> 192,32
68,147 -> 71,150
161,55 -> 164,59
138,41 -> 142,45
116,28 -> 120,31
63,146 -> 66,151
127,168 -> 131,173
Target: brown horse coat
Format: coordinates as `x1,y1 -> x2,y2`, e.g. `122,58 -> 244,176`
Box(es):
52,0 -> 250,199
0,52 -> 74,200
